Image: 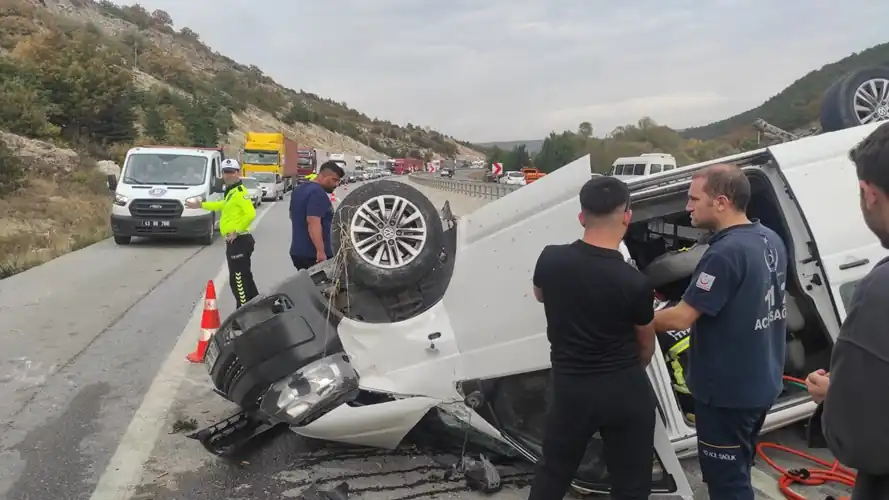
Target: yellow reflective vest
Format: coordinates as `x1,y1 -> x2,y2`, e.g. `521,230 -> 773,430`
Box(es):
201,183 -> 256,235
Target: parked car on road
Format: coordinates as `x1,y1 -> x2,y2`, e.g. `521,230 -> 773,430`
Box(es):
250,172 -> 285,201
239,177 -> 262,207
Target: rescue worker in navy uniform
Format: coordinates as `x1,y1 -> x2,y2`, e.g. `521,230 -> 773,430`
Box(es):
805,123 -> 889,500
186,159 -> 258,308
654,164 -> 788,500
529,177 -> 657,500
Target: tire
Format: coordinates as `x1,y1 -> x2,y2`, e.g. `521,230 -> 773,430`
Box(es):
113,235 -> 131,245
198,216 -> 215,246
332,180 -> 444,292
820,66 -> 889,132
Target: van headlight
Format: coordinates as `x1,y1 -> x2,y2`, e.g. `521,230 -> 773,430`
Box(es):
113,193 -> 129,206
185,195 -> 204,206
260,354 -> 359,426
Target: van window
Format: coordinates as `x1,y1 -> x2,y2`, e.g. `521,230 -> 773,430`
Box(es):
663,164 -> 675,171
211,158 -> 219,177
839,280 -> 859,311
650,164 -> 662,174
633,164 -> 646,175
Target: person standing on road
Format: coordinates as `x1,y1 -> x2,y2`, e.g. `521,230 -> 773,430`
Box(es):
186,159 -> 258,308
804,123 -> 889,500
653,164 -> 787,500
289,161 -> 344,270
528,176 -> 658,500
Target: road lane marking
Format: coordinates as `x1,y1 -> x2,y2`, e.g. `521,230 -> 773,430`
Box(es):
88,204 -> 274,500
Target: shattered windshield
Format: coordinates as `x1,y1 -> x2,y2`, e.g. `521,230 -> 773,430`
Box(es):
251,172 -> 276,183
242,150 -> 279,165
121,153 -> 208,186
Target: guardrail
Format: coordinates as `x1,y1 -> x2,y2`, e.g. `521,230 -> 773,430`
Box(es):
408,174 -> 521,200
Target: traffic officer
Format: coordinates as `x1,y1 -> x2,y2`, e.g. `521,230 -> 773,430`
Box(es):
654,164 -> 788,500
186,159 -> 259,308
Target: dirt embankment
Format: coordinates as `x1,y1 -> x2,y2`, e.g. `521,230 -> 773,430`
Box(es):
0,132 -> 113,278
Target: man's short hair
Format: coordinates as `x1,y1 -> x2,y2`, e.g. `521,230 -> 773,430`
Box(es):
579,176 -> 630,217
319,161 -> 345,178
692,164 -> 751,211
849,122 -> 889,194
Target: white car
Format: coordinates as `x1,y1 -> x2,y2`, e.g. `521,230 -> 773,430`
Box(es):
500,171 -> 526,185
239,177 -> 262,207
196,68 -> 889,498
250,172 -> 285,201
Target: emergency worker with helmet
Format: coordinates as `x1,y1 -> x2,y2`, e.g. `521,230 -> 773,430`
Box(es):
186,159 -> 259,308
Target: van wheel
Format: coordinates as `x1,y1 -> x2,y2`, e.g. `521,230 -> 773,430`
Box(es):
114,235 -> 131,245
820,66 -> 889,132
199,217 -> 215,246
332,180 -> 444,292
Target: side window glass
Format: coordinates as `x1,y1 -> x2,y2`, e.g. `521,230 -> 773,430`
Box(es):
633,163 -> 646,175
650,164 -> 662,174
663,164 -> 675,171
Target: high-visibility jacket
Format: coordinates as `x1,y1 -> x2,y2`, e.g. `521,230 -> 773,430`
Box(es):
305,173 -> 318,181
201,182 -> 256,235
657,326 -> 691,395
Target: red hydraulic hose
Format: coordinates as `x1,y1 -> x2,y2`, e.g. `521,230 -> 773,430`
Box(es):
753,375 -> 855,499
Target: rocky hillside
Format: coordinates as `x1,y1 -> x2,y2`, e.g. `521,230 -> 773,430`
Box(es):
39,0 -> 483,160
0,0 -> 484,278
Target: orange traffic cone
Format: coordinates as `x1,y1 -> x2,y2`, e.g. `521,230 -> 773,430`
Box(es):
186,280 -> 221,363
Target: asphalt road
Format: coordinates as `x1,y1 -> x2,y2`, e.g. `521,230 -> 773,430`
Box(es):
0,177 -> 849,500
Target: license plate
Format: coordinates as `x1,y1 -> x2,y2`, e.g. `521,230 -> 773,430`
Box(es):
141,220 -> 170,227
204,340 -> 220,372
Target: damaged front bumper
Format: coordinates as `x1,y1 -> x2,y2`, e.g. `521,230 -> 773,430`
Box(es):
197,267 -> 362,453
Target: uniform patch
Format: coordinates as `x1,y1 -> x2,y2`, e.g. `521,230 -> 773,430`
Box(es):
695,272 -> 715,291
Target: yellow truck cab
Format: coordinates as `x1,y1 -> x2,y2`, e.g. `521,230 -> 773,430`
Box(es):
242,132 -> 298,192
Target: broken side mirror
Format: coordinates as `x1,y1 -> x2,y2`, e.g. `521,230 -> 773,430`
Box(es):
106,174 -> 117,191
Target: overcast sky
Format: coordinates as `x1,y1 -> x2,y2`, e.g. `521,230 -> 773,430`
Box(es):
135,0 -> 888,142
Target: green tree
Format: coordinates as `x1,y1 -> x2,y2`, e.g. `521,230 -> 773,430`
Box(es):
503,144 -> 531,171
14,27 -> 137,144
534,131 -> 583,173
578,121 -> 593,138
143,100 -> 166,140
0,137 -> 25,197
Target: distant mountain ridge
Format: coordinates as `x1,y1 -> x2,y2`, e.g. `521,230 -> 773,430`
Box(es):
476,139 -> 545,154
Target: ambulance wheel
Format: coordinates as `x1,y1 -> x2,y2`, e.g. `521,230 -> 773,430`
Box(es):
332,180 -> 444,292
113,235 -> 131,245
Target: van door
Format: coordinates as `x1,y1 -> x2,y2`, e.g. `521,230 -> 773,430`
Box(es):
442,155 -> 693,497
771,136 -> 889,325
208,155 -> 223,202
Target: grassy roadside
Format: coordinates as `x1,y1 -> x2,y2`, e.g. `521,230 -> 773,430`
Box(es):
0,165 -> 111,280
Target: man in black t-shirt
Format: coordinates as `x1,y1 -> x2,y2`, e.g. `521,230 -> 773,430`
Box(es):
528,177 -> 657,500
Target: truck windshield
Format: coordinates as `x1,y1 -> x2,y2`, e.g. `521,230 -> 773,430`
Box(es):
121,153 -> 208,186
242,150 -> 279,165
251,172 -> 276,183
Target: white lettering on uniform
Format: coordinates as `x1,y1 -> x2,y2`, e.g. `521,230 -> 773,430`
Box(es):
702,449 -> 738,461
755,306 -> 787,330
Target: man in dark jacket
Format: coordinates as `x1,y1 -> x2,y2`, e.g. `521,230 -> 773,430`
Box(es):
805,122 -> 889,499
